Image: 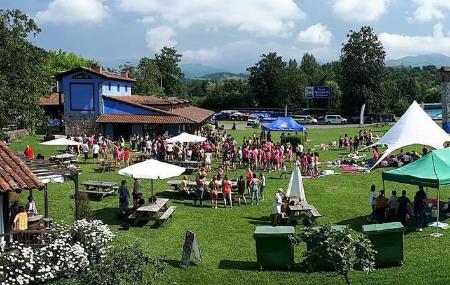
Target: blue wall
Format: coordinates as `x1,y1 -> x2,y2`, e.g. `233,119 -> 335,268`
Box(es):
60,71 -> 134,115
103,98 -> 158,115
102,80 -> 132,96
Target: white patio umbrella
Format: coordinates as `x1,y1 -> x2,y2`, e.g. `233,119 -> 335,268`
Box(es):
166,132 -> 206,144
286,161 -> 307,202
40,138 -> 81,146
118,159 -> 186,201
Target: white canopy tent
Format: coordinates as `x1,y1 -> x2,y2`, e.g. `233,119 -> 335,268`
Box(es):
286,161 -> 307,202
40,138 -> 81,146
166,132 -> 206,144
368,101 -> 450,170
118,159 -> 185,201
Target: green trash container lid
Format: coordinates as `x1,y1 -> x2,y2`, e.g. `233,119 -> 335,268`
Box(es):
362,222 -> 405,234
254,226 -> 295,237
311,225 -> 348,232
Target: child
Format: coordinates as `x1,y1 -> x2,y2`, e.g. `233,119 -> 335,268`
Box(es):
280,162 -> 287,179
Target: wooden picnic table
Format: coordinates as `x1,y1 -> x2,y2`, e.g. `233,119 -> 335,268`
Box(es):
80,180 -> 118,200
136,198 -> 169,213
288,201 -> 321,225
98,159 -> 116,172
49,153 -> 76,161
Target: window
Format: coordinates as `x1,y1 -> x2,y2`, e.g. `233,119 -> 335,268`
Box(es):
125,85 -> 128,92
108,83 -> 111,91
117,84 -> 120,92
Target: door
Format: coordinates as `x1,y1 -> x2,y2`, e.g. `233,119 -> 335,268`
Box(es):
112,124 -> 130,141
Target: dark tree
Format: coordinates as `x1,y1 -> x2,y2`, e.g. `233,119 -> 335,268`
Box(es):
154,46 -> 185,97
0,9 -> 51,131
129,58 -> 163,95
341,26 -> 386,115
247,52 -> 286,107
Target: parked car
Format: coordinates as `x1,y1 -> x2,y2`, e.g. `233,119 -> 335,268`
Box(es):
247,115 -> 260,126
325,115 -> 347,124
293,115 -> 318,124
231,112 -> 249,121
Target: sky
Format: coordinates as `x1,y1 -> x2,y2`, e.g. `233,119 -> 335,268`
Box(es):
3,0 -> 450,72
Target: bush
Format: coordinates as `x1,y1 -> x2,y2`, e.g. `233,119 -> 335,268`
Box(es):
78,193 -> 95,221
296,225 -> 376,285
282,134 -> 304,146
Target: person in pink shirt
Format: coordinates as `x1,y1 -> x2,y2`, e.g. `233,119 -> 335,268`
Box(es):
116,147 -> 124,167
252,148 -> 258,170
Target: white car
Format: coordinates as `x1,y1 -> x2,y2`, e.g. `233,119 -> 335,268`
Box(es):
294,115 -> 318,124
247,115 -> 259,126
325,115 -> 347,124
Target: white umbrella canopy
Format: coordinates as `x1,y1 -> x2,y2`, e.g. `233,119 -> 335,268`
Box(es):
118,159 -> 186,200
286,161 -> 307,202
40,138 -> 81,146
118,159 -> 185,180
166,132 -> 206,144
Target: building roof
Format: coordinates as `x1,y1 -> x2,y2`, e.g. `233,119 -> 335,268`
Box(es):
0,142 -> 44,192
39,93 -> 64,106
103,96 -> 174,115
96,114 -> 193,124
169,106 -> 214,123
107,95 -> 170,105
55,67 -> 136,82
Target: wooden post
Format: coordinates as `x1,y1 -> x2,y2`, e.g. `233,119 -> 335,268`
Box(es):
3,193 -> 10,233
44,184 -> 49,219
73,172 -> 81,220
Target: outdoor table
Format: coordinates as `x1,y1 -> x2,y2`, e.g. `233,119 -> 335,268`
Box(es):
80,180 -> 118,200
99,159 -> 116,172
136,154 -> 152,162
49,153 -> 76,164
288,201 -> 312,223
132,198 -> 170,223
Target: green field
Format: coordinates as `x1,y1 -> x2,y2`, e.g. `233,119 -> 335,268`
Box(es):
9,125 -> 450,285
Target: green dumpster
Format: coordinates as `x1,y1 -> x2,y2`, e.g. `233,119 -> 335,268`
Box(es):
307,225 -> 349,270
254,226 -> 295,270
362,222 -> 405,267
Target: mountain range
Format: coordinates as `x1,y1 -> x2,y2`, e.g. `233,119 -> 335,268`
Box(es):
385,53 -> 450,68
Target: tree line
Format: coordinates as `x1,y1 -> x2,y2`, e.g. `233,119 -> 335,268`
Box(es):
0,9 -> 443,132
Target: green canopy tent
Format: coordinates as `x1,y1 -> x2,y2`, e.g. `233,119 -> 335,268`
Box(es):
382,148 -> 450,237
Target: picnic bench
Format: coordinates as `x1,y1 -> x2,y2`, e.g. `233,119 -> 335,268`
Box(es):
80,180 -> 118,200
136,153 -> 152,163
129,198 -> 171,227
168,160 -> 201,174
98,159 -> 117,172
288,201 -> 321,226
158,206 -> 177,227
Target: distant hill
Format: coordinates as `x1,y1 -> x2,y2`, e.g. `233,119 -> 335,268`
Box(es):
385,53 -> 450,68
181,63 -> 223,79
200,72 -> 249,80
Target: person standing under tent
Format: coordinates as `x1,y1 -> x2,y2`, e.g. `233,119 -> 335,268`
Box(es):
398,190 -> 411,226
368,185 -> 377,221
414,187 -> 427,232
132,178 -> 142,206
375,190 -> 387,223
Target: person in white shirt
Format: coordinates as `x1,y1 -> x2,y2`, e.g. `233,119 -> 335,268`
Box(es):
26,196 -> 38,216
82,142 -> 89,163
368,184 -> 376,221
259,173 -> 266,201
92,143 -> 100,162
272,188 -> 284,225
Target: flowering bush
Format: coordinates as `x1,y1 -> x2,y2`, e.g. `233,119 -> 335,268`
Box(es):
0,220 -> 114,285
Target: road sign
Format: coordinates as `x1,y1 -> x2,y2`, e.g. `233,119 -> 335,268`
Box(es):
305,86 -> 331,99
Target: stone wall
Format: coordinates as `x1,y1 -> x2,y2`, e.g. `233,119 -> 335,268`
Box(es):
64,114 -> 100,135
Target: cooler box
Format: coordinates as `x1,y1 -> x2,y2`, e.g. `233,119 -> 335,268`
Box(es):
362,222 -> 405,267
254,226 -> 295,270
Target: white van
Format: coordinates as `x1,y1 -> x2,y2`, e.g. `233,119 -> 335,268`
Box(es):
247,115 -> 259,126
325,115 -> 347,124
294,115 -> 318,124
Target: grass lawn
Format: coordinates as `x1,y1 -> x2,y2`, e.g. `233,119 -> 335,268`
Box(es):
9,125 -> 450,285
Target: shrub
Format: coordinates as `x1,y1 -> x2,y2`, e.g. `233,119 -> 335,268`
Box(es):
297,225 -> 376,285
78,193 -> 95,221
282,134 -> 304,146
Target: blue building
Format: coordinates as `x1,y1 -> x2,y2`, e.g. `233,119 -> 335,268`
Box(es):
53,67 -> 213,139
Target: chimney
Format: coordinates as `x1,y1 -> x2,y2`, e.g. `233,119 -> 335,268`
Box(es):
93,66 -> 103,74
121,71 -> 129,78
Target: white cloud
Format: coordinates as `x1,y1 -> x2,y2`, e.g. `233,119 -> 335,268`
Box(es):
410,0 -> 450,22
183,48 -> 219,63
145,26 -> 177,51
139,16 -> 156,24
379,23 -> 450,58
297,23 -> 333,45
117,0 -> 305,36
333,0 -> 389,22
36,0 -> 108,24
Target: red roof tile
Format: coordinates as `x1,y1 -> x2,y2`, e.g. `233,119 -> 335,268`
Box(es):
107,95 -> 170,105
56,67 -> 136,82
39,93 -> 64,106
96,114 -> 194,124
169,106 -> 214,123
0,142 -> 44,192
